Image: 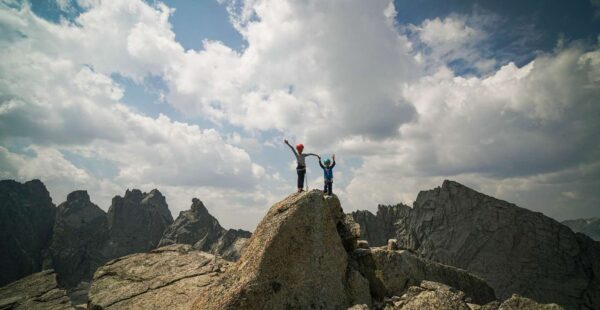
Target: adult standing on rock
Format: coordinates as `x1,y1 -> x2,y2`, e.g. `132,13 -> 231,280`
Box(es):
284,139 -> 319,192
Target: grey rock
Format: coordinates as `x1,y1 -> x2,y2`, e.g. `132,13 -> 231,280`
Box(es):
158,198 -> 251,261
104,189 -> 173,258
192,190 -> 361,310
498,294 -> 563,310
48,190 -> 109,288
88,244 -> 230,310
350,247 -> 496,305
562,217 -> 600,241
352,203 -> 411,247
0,179 -> 56,286
0,269 -> 74,310
352,180 -> 600,310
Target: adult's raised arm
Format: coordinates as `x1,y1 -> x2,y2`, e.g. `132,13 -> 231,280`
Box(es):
284,139 -> 298,156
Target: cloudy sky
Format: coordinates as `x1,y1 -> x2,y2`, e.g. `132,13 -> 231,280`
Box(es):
1,0 -> 598,230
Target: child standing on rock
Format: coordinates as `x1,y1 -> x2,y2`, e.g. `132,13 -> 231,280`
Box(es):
318,154 -> 336,196
284,139 -> 319,192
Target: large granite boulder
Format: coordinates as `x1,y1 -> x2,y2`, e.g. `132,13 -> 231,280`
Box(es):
0,179 -> 56,286
0,269 -> 74,310
562,217 -> 600,241
350,248 -> 496,305
192,190 -> 362,309
105,189 -> 173,258
352,180 -> 600,309
88,244 -> 229,309
158,198 -> 251,261
48,190 -> 109,288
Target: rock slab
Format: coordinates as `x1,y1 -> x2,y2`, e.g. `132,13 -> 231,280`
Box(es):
0,269 -> 74,310
88,244 -> 230,310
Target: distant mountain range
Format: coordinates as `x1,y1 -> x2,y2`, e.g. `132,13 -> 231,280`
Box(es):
562,217 -> 600,241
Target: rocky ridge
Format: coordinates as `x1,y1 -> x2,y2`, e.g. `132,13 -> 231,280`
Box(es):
351,180 -> 600,310
562,217 -> 600,241
158,198 -> 251,260
0,179 -> 56,286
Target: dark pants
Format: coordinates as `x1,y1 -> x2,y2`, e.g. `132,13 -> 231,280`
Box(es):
297,167 -> 306,189
324,180 -> 333,195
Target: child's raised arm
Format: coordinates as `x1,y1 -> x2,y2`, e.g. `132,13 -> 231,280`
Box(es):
284,139 -> 297,156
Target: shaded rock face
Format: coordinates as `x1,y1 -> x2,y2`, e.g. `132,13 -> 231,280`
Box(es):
0,179 -> 56,286
105,189 -> 173,258
563,217 -> 600,241
352,204 -> 411,247
193,191 -> 362,309
0,269 -> 74,310
350,248 -> 496,305
158,198 -> 251,261
353,180 -> 600,310
48,190 -> 109,288
88,244 -> 229,310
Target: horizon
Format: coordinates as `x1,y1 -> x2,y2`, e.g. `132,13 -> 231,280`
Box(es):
0,0 -> 599,231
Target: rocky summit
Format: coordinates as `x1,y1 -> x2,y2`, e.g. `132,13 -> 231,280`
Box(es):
351,180 -> 600,310
158,198 -> 251,260
0,179 -> 56,286
104,189 -> 174,258
47,190 -> 109,288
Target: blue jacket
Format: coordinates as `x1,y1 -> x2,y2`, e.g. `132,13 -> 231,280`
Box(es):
319,160 -> 336,181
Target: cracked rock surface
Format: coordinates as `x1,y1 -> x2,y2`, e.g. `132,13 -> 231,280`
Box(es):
0,269 -> 74,310
88,244 -> 230,310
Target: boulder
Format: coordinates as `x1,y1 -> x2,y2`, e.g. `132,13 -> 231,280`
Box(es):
0,269 -> 74,310
0,179 -> 56,286
88,244 -> 230,310
351,180 -> 600,309
158,198 -> 251,261
350,248 -> 496,305
48,190 -> 109,288
104,189 -> 173,258
192,190 -> 361,309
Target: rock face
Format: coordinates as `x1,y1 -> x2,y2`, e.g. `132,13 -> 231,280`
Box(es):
387,281 -> 563,310
48,190 -> 109,288
105,189 -> 173,258
352,204 -> 411,247
350,248 -> 496,305
88,244 -> 229,309
193,191 -> 362,309
158,198 -> 251,260
563,217 -> 600,241
352,180 -> 600,310
0,269 -> 74,310
0,179 -> 56,286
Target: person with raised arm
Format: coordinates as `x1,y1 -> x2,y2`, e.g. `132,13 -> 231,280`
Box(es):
284,139 -> 319,192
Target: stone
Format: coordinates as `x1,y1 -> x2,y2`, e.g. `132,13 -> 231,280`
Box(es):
357,239 -> 370,249
158,198 -> 251,261
192,190 -> 361,309
0,179 -> 56,286
0,269 -> 74,310
351,180 -> 600,309
387,239 -> 398,251
104,189 -> 173,258
498,294 -> 564,310
391,281 -> 471,310
47,190 -> 109,288
88,244 -> 230,310
562,217 -> 600,241
350,247 -> 496,305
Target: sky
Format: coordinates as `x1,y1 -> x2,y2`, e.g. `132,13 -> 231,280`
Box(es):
0,0 -> 599,231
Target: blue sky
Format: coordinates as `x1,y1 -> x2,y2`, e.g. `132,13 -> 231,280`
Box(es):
1,0 -> 599,230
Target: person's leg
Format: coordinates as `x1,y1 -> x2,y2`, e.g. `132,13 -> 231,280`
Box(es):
297,169 -> 305,191
328,181 -> 333,195
323,181 -> 327,193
